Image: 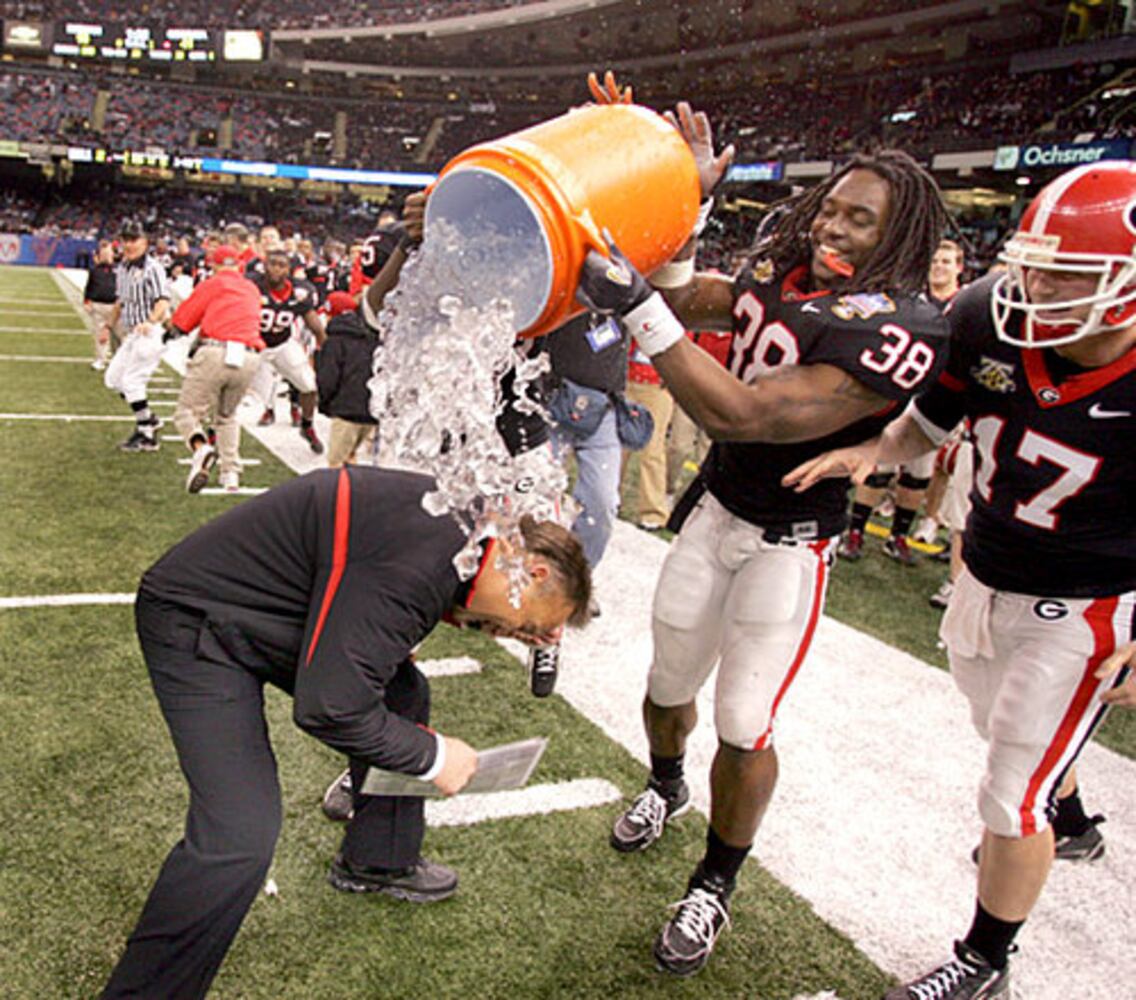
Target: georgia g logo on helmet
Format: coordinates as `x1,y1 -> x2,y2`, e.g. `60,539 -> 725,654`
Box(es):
990,160 -> 1136,348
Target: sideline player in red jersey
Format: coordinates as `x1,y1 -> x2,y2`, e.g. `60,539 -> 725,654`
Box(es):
785,161 -> 1136,1000
248,248 -> 328,456
577,85 -> 951,976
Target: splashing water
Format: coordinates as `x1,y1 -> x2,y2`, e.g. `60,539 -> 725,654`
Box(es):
367,220 -> 572,597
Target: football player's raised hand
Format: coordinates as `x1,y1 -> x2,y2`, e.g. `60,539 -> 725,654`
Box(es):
782,441 -> 882,493
401,190 -> 427,244
663,101 -> 735,200
587,70 -> 633,105
1097,642 -> 1136,708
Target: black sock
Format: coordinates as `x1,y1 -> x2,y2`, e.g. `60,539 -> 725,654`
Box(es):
649,752 -> 684,787
848,501 -> 873,534
964,900 -> 1023,971
1053,785 -> 1091,838
301,418 -> 313,430
130,400 -> 155,429
891,505 -> 917,539
699,826 -> 750,889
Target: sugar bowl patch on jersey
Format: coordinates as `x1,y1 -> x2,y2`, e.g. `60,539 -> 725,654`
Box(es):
252,274 -> 317,348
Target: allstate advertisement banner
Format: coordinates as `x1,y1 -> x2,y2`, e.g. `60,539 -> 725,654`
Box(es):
994,139 -> 1133,171
0,234 -> 98,267
725,161 -> 783,183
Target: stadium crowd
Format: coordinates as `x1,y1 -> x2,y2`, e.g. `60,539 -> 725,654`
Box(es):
0,56 -> 1124,172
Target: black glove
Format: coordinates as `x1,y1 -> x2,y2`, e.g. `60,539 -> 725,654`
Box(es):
576,241 -> 653,317
161,326 -> 182,344
577,237 -> 686,358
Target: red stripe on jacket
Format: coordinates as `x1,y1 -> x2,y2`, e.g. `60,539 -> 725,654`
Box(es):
305,468 -> 352,666
1019,596 -> 1118,835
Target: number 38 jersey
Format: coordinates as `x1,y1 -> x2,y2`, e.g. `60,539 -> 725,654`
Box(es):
249,273 -> 317,349
702,263 -> 949,540
914,273 -> 1136,598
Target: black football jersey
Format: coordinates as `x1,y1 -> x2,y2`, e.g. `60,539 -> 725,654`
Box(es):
250,273 -> 318,348
299,259 -> 332,305
359,225 -> 403,281
914,273 -> 1136,597
702,263 -> 949,539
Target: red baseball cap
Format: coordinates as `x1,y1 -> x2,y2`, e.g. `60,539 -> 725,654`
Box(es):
327,291 -> 357,316
208,246 -> 240,267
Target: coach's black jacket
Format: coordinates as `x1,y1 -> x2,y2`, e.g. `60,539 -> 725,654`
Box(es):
139,467 -> 467,776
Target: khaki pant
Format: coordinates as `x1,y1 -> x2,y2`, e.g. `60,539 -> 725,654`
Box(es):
667,403 -> 710,495
327,418 -> 377,467
174,342 -> 262,477
87,301 -> 118,363
625,380 -> 674,528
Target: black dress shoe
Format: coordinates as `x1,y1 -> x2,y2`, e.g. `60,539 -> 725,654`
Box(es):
328,854 -> 458,902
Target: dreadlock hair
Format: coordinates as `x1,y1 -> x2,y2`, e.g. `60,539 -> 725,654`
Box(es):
747,149 -> 949,295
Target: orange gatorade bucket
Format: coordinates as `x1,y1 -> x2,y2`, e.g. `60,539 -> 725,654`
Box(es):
424,103 -> 701,339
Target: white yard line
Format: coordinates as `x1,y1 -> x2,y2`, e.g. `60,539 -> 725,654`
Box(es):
0,326 -> 88,335
0,593 -> 135,609
426,778 -> 622,828
0,413 -> 134,422
0,309 -> 79,316
417,656 -> 482,678
197,487 -> 269,496
0,354 -> 92,363
177,457 -> 262,466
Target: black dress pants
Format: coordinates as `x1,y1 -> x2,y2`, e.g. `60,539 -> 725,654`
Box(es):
102,597 -> 429,999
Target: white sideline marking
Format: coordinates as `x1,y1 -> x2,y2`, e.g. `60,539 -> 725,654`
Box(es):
417,656 -> 482,678
0,326 -> 87,335
0,592 -> 134,609
197,487 -> 268,496
0,354 -> 91,363
0,412 -> 134,422
426,778 -> 622,828
177,457 -> 262,466
161,435 -> 183,442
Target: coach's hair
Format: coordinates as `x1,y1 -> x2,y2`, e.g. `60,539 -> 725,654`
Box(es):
750,149 -> 949,294
518,516 -> 592,628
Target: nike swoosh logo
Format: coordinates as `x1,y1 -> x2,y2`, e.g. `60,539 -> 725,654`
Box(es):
1088,403 -> 1131,419
801,303 -> 821,314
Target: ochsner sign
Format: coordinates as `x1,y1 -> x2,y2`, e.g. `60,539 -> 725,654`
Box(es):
995,140 -> 1132,171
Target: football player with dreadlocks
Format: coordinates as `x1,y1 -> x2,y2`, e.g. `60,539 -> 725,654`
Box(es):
578,83 -> 951,977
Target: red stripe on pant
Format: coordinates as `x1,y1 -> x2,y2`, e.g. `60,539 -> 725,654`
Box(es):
305,467 -> 352,666
1018,595 -> 1118,836
753,539 -> 830,751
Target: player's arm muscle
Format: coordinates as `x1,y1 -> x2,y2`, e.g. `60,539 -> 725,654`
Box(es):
654,341 -> 889,443
303,309 -> 327,347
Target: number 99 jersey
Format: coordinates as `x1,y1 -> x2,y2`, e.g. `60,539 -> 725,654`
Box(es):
702,262 -> 950,540
249,273 -> 318,349
913,273 -> 1136,598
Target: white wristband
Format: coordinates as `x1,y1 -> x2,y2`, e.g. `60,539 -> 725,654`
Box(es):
649,257 -> 695,289
693,198 -> 713,236
622,292 -> 685,357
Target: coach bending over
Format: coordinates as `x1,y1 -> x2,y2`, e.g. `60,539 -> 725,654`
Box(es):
101,467 -> 591,999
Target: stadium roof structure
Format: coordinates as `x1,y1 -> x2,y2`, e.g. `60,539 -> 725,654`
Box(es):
272,0 -> 1071,101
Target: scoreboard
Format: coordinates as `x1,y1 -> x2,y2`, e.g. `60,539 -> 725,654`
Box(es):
47,23 -> 266,63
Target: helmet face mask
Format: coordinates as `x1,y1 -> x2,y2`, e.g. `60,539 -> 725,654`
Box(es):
990,161 -> 1136,349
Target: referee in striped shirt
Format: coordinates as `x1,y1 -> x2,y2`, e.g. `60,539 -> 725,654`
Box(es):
103,221 -> 172,451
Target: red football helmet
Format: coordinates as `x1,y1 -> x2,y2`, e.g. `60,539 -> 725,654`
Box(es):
991,160 -> 1136,347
